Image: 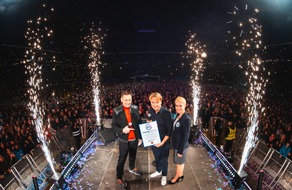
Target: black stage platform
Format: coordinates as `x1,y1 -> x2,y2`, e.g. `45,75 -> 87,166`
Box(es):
67,141 -> 233,190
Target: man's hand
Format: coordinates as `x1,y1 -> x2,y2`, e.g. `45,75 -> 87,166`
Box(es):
138,139 -> 143,146
155,142 -> 164,148
177,153 -> 183,158
123,125 -> 135,134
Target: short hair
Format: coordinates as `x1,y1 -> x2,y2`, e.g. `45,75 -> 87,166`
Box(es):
175,96 -> 186,106
149,92 -> 162,102
121,90 -> 132,98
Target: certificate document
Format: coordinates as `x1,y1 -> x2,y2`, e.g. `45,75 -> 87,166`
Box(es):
139,121 -> 161,147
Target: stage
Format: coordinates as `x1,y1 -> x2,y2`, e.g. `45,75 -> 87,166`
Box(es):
64,141 -> 234,190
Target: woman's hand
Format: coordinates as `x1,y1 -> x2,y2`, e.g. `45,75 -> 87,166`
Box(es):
177,153 -> 183,158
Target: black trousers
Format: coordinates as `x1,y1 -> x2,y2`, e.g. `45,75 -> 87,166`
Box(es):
74,135 -> 81,150
215,129 -> 223,145
116,139 -> 138,179
225,139 -> 233,152
151,143 -> 170,176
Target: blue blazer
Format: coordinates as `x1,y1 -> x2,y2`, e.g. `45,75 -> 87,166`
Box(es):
172,112 -> 191,154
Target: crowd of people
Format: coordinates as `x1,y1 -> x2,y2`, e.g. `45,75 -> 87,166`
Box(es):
0,80 -> 290,183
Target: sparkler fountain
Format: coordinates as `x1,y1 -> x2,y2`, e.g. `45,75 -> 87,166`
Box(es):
227,1 -> 269,175
186,32 -> 207,125
48,22 -> 107,190
83,22 -> 106,126
185,31 -> 251,188
23,4 -> 59,179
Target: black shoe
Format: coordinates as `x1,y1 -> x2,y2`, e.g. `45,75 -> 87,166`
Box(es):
117,179 -> 128,189
168,176 -> 184,185
129,168 -> 143,176
178,176 -> 184,182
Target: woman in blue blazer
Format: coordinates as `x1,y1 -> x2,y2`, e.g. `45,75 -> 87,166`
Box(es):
169,96 -> 191,184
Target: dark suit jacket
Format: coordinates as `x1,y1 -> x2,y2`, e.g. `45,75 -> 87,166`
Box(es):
149,106 -> 173,144
112,105 -> 141,142
172,112 -> 191,154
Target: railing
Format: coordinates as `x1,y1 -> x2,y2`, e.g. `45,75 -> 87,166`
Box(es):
0,117 -> 105,189
246,140 -> 292,190
2,116 -> 290,189
208,116 -> 292,190
0,126 -> 76,189
50,129 -> 99,190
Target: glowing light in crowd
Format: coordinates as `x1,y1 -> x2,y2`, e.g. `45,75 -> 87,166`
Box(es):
83,22 -> 106,125
23,4 -> 58,178
227,1 -> 269,174
186,32 -> 207,124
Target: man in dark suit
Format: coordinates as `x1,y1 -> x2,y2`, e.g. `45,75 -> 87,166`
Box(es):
112,91 -> 143,189
148,92 -> 173,186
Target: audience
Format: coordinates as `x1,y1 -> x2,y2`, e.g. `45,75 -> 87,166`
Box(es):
0,80 -> 290,181
279,142 -> 291,158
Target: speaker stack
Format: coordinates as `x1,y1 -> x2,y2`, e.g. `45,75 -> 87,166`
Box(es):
98,119 -> 117,144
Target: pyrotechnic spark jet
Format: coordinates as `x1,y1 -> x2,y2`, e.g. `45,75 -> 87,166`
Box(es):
186,32 -> 207,124
227,1 -> 269,174
23,4 -> 58,178
83,22 -> 106,126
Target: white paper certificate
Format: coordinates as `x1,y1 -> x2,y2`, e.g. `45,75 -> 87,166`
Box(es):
139,121 -> 161,147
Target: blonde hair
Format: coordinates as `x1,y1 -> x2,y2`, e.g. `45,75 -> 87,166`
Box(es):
149,92 -> 162,101
175,96 -> 186,106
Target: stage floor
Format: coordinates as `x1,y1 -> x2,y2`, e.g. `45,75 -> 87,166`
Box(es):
68,141 -> 233,190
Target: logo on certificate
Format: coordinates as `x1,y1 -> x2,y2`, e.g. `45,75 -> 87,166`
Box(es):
145,123 -> 152,130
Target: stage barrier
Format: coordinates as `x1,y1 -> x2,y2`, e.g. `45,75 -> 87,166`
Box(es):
0,123 -> 78,189
208,116 -> 292,190
50,129 -> 99,190
1,117 -> 291,189
246,140 -> 292,190
0,117 -> 105,189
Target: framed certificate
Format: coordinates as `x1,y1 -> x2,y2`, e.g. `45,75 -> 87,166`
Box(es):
139,121 -> 161,147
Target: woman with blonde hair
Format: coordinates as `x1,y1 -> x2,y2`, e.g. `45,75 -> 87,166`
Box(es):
169,96 -> 191,184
